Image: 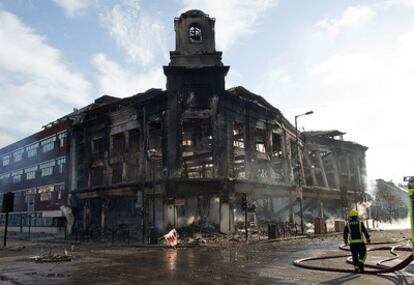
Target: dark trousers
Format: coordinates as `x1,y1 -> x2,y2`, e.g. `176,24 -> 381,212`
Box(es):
350,243 -> 367,271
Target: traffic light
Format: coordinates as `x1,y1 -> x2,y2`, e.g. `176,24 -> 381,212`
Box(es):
2,192 -> 14,213
241,194 -> 247,210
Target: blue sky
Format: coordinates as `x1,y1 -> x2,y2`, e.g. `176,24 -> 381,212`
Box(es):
0,0 -> 414,186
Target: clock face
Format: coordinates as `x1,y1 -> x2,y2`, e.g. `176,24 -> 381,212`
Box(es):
189,25 -> 202,43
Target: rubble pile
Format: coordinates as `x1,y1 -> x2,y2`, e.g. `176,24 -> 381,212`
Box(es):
177,223 -> 226,245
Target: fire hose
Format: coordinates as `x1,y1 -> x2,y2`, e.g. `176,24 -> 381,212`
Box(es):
293,241 -> 414,274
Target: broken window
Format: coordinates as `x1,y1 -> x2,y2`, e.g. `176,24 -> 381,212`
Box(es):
233,122 -> 246,179
128,129 -> 139,154
255,128 -> 267,157
92,138 -> 106,160
112,163 -> 123,184
233,122 -> 245,149
189,23 -> 202,43
182,118 -> 213,179
127,163 -> 138,182
271,132 -> 283,158
148,120 -> 162,179
112,133 -> 125,157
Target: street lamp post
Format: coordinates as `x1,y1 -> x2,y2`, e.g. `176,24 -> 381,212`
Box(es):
294,111 -> 313,235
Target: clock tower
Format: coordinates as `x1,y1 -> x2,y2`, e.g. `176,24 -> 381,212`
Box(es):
164,9 -> 229,107
163,10 -> 230,177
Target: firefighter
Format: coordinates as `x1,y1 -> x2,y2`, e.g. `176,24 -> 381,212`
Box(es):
343,209 -> 371,273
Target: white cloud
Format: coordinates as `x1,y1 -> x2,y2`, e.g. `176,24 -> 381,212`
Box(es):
378,0 -> 414,8
51,0 -> 95,16
92,53 -> 165,97
101,0 -> 167,66
258,3 -> 414,184
317,6 -> 375,36
179,0 -> 277,50
0,10 -> 91,146
305,31 -> 414,183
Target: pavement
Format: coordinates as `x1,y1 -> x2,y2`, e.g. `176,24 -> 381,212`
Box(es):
0,229 -> 413,284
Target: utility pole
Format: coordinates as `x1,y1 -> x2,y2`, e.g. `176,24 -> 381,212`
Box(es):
294,111 -> 313,235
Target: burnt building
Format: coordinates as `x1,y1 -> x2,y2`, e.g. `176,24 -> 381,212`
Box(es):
1,10 -> 369,238
302,130 -> 368,218
0,118 -> 71,234
70,10 -> 368,239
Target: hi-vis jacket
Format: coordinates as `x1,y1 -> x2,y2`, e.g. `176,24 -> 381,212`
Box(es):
343,218 -> 370,244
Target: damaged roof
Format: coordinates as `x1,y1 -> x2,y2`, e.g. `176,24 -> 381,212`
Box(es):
303,130 -> 346,138
226,86 -> 295,131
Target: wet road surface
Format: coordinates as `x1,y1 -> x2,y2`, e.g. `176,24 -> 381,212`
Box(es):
1,230 -> 413,284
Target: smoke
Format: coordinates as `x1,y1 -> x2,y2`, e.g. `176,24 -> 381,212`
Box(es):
356,201 -> 372,220
376,217 -> 411,230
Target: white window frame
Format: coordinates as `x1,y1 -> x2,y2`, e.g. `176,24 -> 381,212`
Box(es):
39,160 -> 56,177
13,149 -> 24,162
41,136 -> 56,153
56,157 -> 66,173
11,169 -> 23,183
25,166 -> 38,180
26,143 -> 39,158
2,155 -> 10,166
58,131 -> 67,147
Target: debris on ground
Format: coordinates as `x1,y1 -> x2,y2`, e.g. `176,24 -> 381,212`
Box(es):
29,252 -> 75,263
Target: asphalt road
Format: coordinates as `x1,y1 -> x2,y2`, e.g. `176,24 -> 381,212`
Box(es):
0,229 -> 413,284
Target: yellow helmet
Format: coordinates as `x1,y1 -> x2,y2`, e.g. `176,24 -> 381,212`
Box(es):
349,209 -> 359,218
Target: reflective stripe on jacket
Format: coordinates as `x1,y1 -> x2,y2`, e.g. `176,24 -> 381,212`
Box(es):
343,218 -> 370,244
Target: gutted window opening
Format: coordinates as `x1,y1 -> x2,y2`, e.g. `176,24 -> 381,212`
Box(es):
255,128 -> 267,159
128,129 -> 140,154
93,138 -> 105,160
189,23 -> 202,43
91,166 -> 104,186
112,133 -> 125,157
271,132 -> 283,158
182,118 -> 213,179
127,129 -> 140,182
112,163 -> 123,184
148,119 -> 163,180
233,122 -> 246,179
